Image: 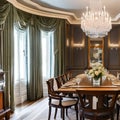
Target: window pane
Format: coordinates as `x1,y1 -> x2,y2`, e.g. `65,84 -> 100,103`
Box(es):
41,31 -> 54,78
14,27 -> 27,105
41,30 -> 54,97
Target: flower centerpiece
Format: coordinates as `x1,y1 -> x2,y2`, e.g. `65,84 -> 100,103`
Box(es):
87,63 -> 106,85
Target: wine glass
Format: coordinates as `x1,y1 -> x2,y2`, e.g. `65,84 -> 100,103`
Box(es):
76,78 -> 81,85
117,72 -> 120,80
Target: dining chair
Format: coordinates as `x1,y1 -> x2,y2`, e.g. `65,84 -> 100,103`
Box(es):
116,72 -> 120,120
65,71 -> 73,81
46,78 -> 78,120
55,75 -> 74,97
61,74 -> 68,84
55,75 -> 64,89
76,89 -> 119,120
116,97 -> 120,120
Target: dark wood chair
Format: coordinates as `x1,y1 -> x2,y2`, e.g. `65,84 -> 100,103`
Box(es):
116,96 -> 120,120
46,78 -> 78,120
55,76 -> 63,89
65,71 -> 73,81
76,89 -> 119,120
55,71 -> 73,88
61,74 -> 67,84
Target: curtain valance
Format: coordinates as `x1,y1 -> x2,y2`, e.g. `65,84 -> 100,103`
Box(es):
0,1 -> 10,29
14,9 -> 60,31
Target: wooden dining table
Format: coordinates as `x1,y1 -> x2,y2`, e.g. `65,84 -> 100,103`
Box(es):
57,73 -> 120,93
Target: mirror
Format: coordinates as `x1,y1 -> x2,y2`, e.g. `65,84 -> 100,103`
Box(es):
88,38 -> 104,68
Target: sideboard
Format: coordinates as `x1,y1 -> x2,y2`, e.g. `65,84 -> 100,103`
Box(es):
0,72 -> 11,119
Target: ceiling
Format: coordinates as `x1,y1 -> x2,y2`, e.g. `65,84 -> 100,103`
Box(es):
7,0 -> 120,24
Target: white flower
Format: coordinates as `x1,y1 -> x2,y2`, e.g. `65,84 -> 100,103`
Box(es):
87,63 -> 106,80
95,71 -> 99,76
91,73 -> 94,77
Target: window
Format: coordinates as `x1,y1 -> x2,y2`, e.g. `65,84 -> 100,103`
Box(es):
14,28 -> 54,101
14,27 -> 28,105
41,30 -> 54,96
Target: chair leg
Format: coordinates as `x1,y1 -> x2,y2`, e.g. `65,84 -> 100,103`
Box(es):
54,108 -> 57,119
80,116 -> 82,120
111,113 -> 114,120
61,108 -> 65,120
75,105 -> 78,120
48,106 -> 51,120
80,112 -> 84,120
116,104 -> 119,120
66,108 -> 68,116
61,108 -> 62,118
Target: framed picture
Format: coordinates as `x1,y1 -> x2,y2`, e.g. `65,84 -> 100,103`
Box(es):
88,38 -> 104,68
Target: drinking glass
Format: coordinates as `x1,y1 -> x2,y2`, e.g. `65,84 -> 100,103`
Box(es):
76,78 -> 81,85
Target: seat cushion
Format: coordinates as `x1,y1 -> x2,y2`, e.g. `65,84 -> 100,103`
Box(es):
51,98 -> 77,107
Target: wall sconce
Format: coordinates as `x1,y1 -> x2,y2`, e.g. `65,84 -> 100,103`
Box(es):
108,33 -> 120,50
109,43 -> 119,50
72,40 -> 85,49
66,39 -> 70,47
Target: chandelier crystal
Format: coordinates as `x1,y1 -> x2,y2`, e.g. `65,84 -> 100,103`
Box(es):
81,0 -> 112,38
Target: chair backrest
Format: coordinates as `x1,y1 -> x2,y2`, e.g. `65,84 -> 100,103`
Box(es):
61,74 -> 67,84
77,90 -> 118,110
55,76 -> 63,88
76,89 -> 119,119
65,71 -> 72,81
46,78 -> 57,96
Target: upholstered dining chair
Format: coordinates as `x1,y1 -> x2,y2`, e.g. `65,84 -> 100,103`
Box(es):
55,76 -> 63,89
61,74 -> 68,84
76,89 -> 119,120
116,72 -> 120,120
65,71 -> 73,81
116,97 -> 120,120
55,75 -> 74,97
46,78 -> 78,120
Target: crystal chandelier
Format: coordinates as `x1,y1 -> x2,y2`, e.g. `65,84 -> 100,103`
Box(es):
81,0 -> 112,38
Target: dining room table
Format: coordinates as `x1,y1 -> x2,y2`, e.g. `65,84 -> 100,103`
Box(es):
57,73 -> 120,93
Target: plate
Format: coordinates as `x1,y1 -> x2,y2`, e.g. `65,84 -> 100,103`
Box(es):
112,80 -> 120,85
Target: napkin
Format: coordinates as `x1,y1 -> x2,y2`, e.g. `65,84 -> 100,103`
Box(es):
106,74 -> 117,81
76,74 -> 87,78
112,80 -> 120,85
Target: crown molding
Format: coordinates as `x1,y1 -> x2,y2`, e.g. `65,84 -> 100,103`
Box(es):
7,0 -> 120,24
7,0 -> 81,24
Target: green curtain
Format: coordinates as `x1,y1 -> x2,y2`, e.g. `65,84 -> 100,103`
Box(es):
14,8 -> 32,30
0,0 -> 66,110
13,10 -> 43,100
0,1 -> 10,66
1,3 -> 15,111
27,18 -> 43,100
36,16 -> 60,31
54,20 -> 65,76
13,11 -> 66,100
26,16 -> 66,100
36,16 -> 66,76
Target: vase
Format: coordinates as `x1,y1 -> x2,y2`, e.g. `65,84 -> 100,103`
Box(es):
92,78 -> 101,86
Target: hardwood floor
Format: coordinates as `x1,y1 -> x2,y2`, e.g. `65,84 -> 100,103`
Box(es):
10,97 -> 119,120
10,97 -> 49,120
10,97 -> 78,120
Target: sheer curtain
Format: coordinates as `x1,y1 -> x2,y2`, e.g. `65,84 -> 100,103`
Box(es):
14,27 -> 28,105
41,31 -> 54,96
